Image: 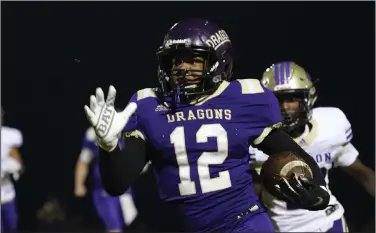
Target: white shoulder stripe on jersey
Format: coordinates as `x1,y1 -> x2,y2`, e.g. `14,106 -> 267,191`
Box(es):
85,127 -> 96,141
79,148 -> 94,163
237,79 -> 264,94
137,88 -> 157,101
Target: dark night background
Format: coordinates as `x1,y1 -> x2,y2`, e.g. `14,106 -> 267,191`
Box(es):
2,1 -> 375,232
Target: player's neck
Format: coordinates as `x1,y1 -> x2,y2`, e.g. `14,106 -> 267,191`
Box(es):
289,123 -> 311,139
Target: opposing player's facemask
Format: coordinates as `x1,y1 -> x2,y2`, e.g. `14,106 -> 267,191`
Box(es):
275,92 -> 312,133
261,61 -> 318,133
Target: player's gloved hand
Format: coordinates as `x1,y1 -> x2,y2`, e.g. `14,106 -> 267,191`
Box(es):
84,85 -> 137,151
276,173 -> 330,211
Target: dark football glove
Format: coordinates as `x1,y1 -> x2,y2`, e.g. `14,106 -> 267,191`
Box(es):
276,173 -> 330,211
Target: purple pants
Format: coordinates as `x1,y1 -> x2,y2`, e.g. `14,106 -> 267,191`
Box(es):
232,211 -> 275,232
1,200 -> 18,233
327,217 -> 349,232
92,189 -> 125,231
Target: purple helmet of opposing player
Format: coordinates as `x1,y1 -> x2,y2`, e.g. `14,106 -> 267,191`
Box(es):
156,18 -> 233,105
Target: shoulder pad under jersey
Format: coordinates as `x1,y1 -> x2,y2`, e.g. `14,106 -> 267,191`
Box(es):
131,88 -> 158,102
312,107 -> 353,145
236,79 -> 265,95
85,127 -> 96,142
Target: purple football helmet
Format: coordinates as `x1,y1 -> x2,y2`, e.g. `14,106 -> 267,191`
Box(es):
156,18 -> 233,105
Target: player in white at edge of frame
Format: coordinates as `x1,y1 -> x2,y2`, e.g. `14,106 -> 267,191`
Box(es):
250,61 -> 375,232
1,108 -> 24,233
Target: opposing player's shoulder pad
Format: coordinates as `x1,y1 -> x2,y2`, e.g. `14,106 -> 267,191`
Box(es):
3,126 -> 23,147
312,107 -> 353,143
85,127 -> 96,142
130,88 -> 158,102
236,79 -> 265,94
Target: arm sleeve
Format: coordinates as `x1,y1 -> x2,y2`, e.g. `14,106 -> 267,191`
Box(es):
99,90 -> 156,195
99,131 -> 148,196
255,128 -> 326,186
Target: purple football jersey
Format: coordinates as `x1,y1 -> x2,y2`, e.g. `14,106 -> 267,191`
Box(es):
123,79 -> 282,232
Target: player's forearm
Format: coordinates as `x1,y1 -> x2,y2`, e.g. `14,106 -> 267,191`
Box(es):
255,128 -> 326,186
75,162 -> 89,188
362,174 -> 375,197
342,164 -> 375,197
99,137 -> 147,196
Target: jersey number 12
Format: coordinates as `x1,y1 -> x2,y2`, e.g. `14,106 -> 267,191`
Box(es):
170,124 -> 232,196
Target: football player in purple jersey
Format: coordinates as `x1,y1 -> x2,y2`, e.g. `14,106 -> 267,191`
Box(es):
84,19 -> 331,232
74,127 -> 138,232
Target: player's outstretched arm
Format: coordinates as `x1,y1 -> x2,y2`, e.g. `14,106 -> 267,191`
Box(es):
99,137 -> 148,196
84,85 -> 146,196
255,128 -> 330,210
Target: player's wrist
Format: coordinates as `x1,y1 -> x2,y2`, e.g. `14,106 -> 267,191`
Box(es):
97,137 -> 118,152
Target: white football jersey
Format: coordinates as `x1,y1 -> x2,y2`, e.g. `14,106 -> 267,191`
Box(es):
1,126 -> 23,204
250,107 -> 359,232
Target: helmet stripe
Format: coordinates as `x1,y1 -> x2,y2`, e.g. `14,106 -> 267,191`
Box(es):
274,63 -> 279,85
275,63 -> 283,85
285,62 -> 291,84
280,62 -> 286,84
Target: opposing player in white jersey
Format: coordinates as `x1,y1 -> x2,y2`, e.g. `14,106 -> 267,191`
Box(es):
1,123 -> 24,232
251,61 -> 375,232
74,127 -> 138,232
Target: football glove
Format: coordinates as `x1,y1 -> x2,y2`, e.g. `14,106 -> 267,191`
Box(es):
276,173 -> 330,211
84,85 -> 137,151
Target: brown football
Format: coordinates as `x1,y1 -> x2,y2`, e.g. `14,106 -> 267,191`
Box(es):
260,151 -> 313,199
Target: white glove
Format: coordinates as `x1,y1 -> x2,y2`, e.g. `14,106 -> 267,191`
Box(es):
84,85 -> 137,151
